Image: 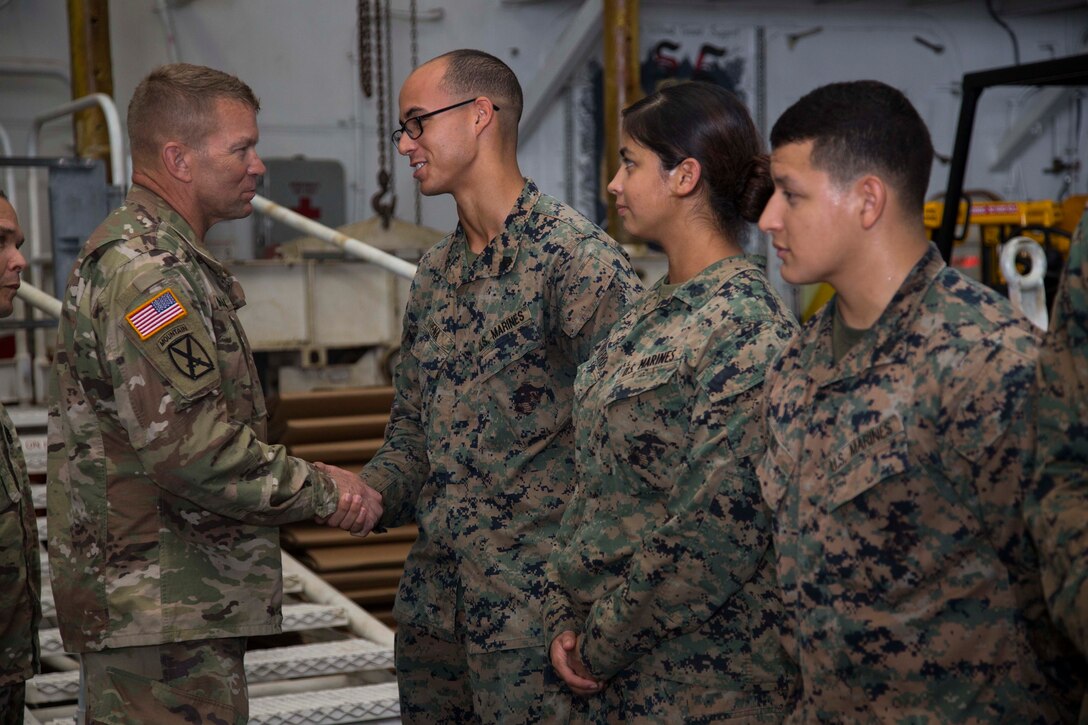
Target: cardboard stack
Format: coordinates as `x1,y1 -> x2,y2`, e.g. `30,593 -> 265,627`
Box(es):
272,386 -> 414,627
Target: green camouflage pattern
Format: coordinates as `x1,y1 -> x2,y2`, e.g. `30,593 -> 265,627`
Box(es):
1031,204 -> 1088,658
82,637 -> 247,724
544,256 -> 798,703
0,402 -> 40,687
48,186 -> 339,653
758,243 -> 1086,722
365,179 -> 643,656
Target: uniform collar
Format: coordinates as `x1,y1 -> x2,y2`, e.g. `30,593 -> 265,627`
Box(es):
445,177 -> 540,286
655,254 -> 763,310
126,185 -> 246,308
803,242 -> 944,386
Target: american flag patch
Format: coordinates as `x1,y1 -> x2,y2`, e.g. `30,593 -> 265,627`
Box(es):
126,289 -> 188,340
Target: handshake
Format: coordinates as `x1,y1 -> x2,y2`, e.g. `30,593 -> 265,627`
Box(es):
313,462 -> 384,537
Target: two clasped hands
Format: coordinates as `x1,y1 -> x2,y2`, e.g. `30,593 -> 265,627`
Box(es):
312,462 -> 384,536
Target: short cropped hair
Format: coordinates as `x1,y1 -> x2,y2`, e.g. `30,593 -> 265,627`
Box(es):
770,80 -> 933,212
435,49 -> 523,130
0,189 -> 6,200
128,63 -> 260,166
623,82 -> 771,243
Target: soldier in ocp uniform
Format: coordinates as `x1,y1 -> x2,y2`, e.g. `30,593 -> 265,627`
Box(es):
47,64 -> 379,724
544,83 -> 798,723
756,80 -> 1087,721
1031,204 -> 1088,706
0,192 -> 39,725
357,50 -> 643,722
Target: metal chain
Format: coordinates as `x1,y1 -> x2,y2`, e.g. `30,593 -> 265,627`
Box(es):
370,0 -> 396,227
384,0 -> 394,190
373,0 -> 387,177
410,0 -> 422,225
358,0 -> 372,98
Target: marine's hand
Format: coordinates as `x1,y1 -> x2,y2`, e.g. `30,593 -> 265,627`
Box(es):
314,462 -> 383,536
549,630 -> 601,696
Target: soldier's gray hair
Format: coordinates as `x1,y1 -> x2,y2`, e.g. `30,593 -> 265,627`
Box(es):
128,63 -> 260,167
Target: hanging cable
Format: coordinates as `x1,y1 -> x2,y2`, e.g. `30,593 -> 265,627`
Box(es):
985,0 -> 1020,65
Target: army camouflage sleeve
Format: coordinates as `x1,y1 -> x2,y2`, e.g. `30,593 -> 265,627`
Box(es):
578,321 -> 781,680
105,265 -> 339,524
363,272 -> 430,527
551,241 -> 643,364
1030,214 -> 1088,654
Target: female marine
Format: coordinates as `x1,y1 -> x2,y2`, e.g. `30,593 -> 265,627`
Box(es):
544,82 -> 798,722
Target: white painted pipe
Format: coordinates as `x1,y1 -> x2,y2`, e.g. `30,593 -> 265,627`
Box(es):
27,93 -> 126,188
281,550 -> 395,649
16,281 -> 62,319
251,194 -> 418,281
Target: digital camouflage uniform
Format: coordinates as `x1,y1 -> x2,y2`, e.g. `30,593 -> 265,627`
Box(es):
0,402 -> 40,725
544,256 -> 798,724
757,243 -> 1087,723
364,179 -> 642,722
48,186 -> 340,724
1031,207 -> 1088,674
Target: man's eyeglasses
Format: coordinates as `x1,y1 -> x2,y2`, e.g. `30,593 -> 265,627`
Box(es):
391,98 -> 501,145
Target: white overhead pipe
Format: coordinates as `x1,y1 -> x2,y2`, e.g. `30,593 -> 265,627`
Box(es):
16,282 -> 62,319
27,93 -> 126,188
251,194 -> 418,281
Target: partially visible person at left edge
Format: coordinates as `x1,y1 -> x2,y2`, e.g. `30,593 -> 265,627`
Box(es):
0,190 -> 40,725
1030,202 -> 1088,711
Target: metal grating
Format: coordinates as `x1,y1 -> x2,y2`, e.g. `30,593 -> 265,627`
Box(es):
248,682 -> 401,724
28,640 -> 394,704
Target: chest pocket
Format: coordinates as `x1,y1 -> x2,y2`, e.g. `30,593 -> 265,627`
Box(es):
410,327 -> 453,425
209,298 -> 266,429
474,320 -> 565,454
599,360 -> 685,492
825,417 -> 909,512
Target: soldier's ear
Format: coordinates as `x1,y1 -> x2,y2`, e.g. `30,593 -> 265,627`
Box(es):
162,142 -> 193,183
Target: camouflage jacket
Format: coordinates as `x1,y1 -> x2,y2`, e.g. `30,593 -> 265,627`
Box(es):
47,186 -> 339,653
1031,206 -> 1088,658
365,179 -> 642,652
0,402 -> 40,686
543,256 -> 798,691
758,244 -> 1086,722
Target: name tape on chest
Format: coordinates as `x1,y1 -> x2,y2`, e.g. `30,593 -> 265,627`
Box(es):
829,417 -> 896,473
619,348 -> 679,378
126,289 -> 187,340
486,309 -> 529,343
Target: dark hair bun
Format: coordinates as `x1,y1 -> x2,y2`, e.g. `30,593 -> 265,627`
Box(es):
736,154 -> 774,223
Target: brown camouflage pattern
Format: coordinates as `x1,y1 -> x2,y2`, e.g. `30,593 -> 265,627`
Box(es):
758,243 -> 1086,722
364,179 -> 642,703
544,256 -> 798,711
